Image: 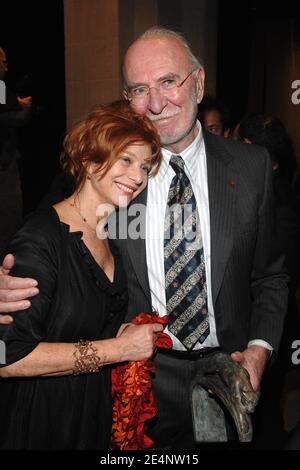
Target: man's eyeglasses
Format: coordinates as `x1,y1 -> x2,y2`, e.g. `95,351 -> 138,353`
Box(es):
124,69 -> 197,103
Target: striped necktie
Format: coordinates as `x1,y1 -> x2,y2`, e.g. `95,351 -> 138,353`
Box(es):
164,154 -> 210,350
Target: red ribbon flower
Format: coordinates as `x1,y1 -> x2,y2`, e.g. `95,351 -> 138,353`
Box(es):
110,312 -> 172,450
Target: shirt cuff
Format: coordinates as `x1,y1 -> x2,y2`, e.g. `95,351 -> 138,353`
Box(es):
248,339 -> 273,352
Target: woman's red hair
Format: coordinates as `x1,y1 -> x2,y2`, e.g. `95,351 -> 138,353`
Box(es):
61,100 -> 161,190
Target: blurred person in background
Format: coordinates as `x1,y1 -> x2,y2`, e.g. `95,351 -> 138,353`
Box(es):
239,112 -> 300,448
0,47 -> 31,261
198,95 -> 231,138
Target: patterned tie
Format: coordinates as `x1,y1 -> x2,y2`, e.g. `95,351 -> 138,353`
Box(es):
164,155 -> 209,350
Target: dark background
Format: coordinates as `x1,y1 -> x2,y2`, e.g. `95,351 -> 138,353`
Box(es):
1,0 -> 65,214
1,0 -> 300,213
217,0 -> 300,127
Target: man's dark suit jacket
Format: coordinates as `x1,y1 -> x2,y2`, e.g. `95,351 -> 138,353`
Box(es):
113,131 -> 289,354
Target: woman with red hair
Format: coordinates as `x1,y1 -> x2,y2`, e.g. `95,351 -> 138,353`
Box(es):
0,101 -> 162,449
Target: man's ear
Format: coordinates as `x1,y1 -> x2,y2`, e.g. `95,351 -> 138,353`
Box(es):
195,68 -> 205,104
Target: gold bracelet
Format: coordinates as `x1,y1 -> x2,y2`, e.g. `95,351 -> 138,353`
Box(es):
73,340 -> 102,376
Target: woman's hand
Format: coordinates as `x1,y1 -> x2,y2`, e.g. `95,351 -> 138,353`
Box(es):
117,323 -> 163,362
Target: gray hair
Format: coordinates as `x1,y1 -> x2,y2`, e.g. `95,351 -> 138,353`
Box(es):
138,26 -> 203,70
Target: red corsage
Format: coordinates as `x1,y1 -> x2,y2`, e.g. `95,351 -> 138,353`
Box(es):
110,312 -> 172,450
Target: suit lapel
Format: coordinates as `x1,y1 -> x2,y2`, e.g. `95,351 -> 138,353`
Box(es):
125,188 -> 151,302
204,131 -> 238,305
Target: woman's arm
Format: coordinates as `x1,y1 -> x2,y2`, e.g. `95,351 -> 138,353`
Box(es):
0,322 -> 163,378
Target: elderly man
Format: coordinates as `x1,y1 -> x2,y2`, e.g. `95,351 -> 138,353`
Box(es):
0,28 -> 288,449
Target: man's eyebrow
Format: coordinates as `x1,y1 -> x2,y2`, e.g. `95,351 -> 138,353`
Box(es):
126,81 -> 147,90
157,72 -> 179,82
126,72 -> 180,89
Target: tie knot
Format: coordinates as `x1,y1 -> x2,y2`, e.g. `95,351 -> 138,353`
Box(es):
170,155 -> 185,174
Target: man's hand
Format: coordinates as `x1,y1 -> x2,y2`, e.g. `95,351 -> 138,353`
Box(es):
231,345 -> 270,392
0,254 -> 39,322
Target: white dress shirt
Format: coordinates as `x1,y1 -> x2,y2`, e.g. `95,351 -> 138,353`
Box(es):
146,122 -> 219,350
145,121 -> 272,352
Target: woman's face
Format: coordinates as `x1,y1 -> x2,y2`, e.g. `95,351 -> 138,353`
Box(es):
90,142 -> 153,208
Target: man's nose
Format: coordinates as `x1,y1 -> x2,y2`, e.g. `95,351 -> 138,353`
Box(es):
147,87 -> 168,115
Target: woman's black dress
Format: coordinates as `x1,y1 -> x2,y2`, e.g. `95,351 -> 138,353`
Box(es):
0,207 -> 128,449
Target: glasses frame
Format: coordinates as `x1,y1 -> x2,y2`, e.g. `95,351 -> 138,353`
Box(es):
124,69 -> 198,103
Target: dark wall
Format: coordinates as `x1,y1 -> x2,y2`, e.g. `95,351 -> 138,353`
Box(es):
1,0 -> 66,214
217,0 -> 300,128
217,0 -> 253,127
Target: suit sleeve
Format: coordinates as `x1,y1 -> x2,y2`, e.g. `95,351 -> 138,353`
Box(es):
249,150 -> 289,351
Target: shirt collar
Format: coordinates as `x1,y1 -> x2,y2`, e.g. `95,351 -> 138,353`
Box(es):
157,121 -> 204,179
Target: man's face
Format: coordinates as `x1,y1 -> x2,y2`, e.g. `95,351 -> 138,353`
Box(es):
203,110 -> 224,136
123,36 -> 205,154
0,48 -> 8,81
